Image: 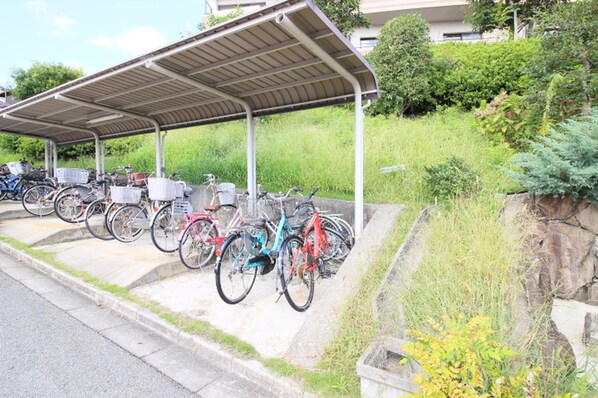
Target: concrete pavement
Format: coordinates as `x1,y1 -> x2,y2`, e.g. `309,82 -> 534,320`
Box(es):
0,199 -> 404,396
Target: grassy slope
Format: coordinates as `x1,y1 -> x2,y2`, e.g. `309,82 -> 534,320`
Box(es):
56,107 -> 538,396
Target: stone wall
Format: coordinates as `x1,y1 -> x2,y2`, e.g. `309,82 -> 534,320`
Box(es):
529,195 -> 598,304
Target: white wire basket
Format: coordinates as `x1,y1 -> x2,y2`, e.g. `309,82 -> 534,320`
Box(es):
147,177 -> 176,201
218,183 -> 236,205
110,186 -> 143,204
56,168 -> 89,184
7,161 -> 33,176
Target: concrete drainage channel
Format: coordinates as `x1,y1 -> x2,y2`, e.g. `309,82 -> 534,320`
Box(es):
0,194 -> 406,397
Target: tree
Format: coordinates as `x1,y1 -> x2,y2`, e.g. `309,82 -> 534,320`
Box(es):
0,62 -> 85,161
465,0 -> 566,34
521,0 -> 597,133
198,5 -> 244,31
10,61 -> 83,100
368,14 -> 433,118
313,0 -> 369,37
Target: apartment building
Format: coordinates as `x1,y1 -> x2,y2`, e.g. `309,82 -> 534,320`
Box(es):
204,0 -> 501,53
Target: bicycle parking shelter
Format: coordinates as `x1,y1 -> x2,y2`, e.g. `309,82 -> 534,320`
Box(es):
0,0 -> 378,234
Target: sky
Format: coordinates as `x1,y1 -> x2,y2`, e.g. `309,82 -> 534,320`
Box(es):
1,0 -> 207,88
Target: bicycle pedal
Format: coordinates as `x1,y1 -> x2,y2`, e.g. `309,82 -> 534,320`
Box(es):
320,270 -> 333,279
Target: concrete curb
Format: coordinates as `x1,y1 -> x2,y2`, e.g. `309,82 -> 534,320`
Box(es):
0,240 -> 313,398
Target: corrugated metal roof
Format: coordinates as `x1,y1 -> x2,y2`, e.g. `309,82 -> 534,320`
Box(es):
0,0 -> 378,146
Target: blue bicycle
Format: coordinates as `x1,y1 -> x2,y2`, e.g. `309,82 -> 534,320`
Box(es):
0,163 -> 42,201
214,187 -> 301,304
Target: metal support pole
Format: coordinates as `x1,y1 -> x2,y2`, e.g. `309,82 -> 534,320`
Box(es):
101,141 -> 106,176
52,142 -> 58,177
155,127 -> 162,178
247,116 -> 257,212
355,95 -> 364,235
161,131 -> 168,176
44,140 -> 51,178
95,136 -> 101,180
275,13 -> 365,236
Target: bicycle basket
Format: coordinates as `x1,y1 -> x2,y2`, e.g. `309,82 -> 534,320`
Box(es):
7,161 -> 33,176
56,168 -> 89,184
147,177 -> 176,201
217,183 -> 236,205
110,186 -> 142,204
172,199 -> 192,213
258,197 -> 281,220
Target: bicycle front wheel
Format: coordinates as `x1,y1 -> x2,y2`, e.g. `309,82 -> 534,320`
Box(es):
279,235 -> 314,312
215,232 -> 257,304
178,218 -> 218,269
54,193 -> 85,223
110,204 -> 148,243
22,184 -> 56,216
85,199 -> 115,240
151,204 -> 186,253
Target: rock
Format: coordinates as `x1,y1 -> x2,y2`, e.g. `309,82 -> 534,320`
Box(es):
575,201 -> 598,235
583,313 -> 598,348
589,283 -> 598,306
537,320 -> 577,376
537,222 -> 596,299
535,195 -> 579,221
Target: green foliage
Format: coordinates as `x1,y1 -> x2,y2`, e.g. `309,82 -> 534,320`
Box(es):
465,0 -> 564,34
10,61 -> 83,100
507,111 -> 598,202
369,14 -> 433,117
424,156 -> 481,200
476,93 -> 537,148
526,0 -> 598,122
404,316 -> 540,398
430,39 -> 539,109
201,5 -> 243,29
313,0 -> 370,36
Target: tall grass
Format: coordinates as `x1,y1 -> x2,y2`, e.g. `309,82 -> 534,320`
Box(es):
61,107 -> 516,204
47,107 -> 545,396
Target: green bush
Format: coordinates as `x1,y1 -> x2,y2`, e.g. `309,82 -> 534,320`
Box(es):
424,156 -> 481,200
404,316 -> 539,398
475,93 -> 537,148
430,39 -> 539,109
368,14 -> 433,117
507,111 -> 598,202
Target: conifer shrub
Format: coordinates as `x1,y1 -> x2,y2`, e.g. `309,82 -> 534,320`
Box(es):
507,111 -> 598,202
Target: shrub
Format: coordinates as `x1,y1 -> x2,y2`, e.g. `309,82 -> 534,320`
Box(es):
475,92 -> 537,148
404,316 -> 539,398
368,14 -> 433,117
430,39 -> 539,110
507,111 -> 598,202
424,156 -> 481,200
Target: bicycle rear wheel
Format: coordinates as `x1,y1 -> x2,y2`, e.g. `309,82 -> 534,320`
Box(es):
54,193 -> 85,223
215,232 -> 257,304
110,204 -> 148,243
178,218 -> 218,269
85,199 -> 115,240
150,204 -> 186,253
22,184 -> 56,216
279,235 -> 314,312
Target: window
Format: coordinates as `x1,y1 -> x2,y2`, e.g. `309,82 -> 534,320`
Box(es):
442,32 -> 482,42
360,37 -> 378,48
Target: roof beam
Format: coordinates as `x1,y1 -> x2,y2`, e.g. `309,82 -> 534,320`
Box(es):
37,104 -> 80,119
2,113 -> 96,136
54,94 -> 159,129
145,61 -> 251,114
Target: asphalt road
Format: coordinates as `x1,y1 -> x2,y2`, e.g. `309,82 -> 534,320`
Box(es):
0,253 -> 274,398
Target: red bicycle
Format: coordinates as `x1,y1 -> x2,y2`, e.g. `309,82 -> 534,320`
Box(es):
277,191 -> 351,312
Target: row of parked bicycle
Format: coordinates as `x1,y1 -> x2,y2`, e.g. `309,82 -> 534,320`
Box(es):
1,160 -> 354,312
